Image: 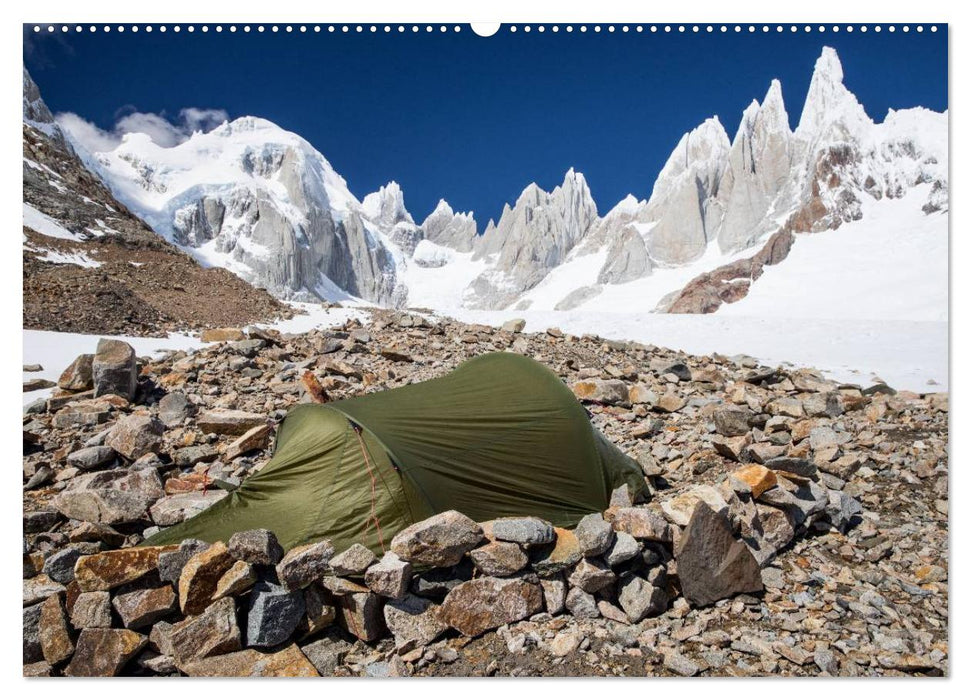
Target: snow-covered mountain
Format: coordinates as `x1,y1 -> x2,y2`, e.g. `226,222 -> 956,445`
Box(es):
22,69 -> 287,335
74,117 -> 400,304
475,46 -> 947,315
50,46 -> 947,316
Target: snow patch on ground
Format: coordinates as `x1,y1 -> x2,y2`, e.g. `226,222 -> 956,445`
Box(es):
254,303 -> 369,336
450,309 -> 947,393
32,249 -> 102,268
23,203 -> 86,241
190,237 -> 255,277
517,241 -> 758,313
515,248 -> 610,310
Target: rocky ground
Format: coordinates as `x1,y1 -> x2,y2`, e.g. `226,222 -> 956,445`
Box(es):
23,309 -> 949,677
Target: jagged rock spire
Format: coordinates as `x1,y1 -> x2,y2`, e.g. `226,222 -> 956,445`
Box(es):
796,46 -> 871,143
420,199 -> 477,253
362,181 -> 414,227
715,78 -> 793,253
466,169 -> 598,308
642,117 -> 731,264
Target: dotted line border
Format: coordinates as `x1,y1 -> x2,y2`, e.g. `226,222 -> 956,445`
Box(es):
30,24 -> 939,35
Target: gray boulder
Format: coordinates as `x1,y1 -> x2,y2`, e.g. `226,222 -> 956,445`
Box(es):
150,492 -> 227,527
93,339 -> 138,400
611,507 -> 671,541
469,541 -> 528,576
571,379 -> 629,406
364,552 -> 412,599
105,415 -> 164,461
605,531 -> 641,567
540,577 -> 567,615
825,490 -> 862,532
276,540 -> 335,591
439,577 -> 543,636
390,510 -> 483,567
112,586 -> 177,629
564,587 -> 600,619
54,468 -> 164,524
574,513 -> 614,556
567,557 -> 616,593
617,573 -> 668,622
763,456 -> 817,478
245,581 -> 305,647
196,409 -> 268,436
713,405 -> 753,437
227,529 -> 284,566
166,597 -> 241,663
676,502 -> 763,607
58,353 -> 94,391
158,539 -> 210,587
42,546 -> 83,584
500,318 -> 526,333
803,392 -> 844,418
23,602 -> 43,663
158,392 -> 194,427
758,475 -> 829,525
490,516 -> 555,545
330,543 -> 377,576
383,594 -> 448,648
66,445 -> 117,470
336,591 -> 386,642
71,591 -> 112,629
300,632 -> 353,675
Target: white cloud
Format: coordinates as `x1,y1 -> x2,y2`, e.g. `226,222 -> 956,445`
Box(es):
180,107 -> 229,134
54,112 -> 120,153
55,106 -> 229,154
114,112 -> 186,148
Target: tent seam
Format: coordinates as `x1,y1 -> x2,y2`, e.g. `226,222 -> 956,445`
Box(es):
357,426 -> 418,530
302,412 -> 352,547
327,405 -> 437,516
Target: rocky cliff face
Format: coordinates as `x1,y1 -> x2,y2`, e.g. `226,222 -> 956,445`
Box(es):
581,196 -> 653,285
715,47 -> 945,249
23,68 -> 63,145
715,80 -> 793,253
421,200 -> 476,253
640,117 -> 732,265
363,181 -> 424,257
465,169 -> 598,309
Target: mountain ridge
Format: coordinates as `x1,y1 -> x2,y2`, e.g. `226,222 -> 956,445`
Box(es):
39,47 -> 948,315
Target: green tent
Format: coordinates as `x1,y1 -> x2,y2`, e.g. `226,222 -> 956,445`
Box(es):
145,352 -> 644,553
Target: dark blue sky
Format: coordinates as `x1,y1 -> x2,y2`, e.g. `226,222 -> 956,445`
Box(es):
24,24 -> 947,225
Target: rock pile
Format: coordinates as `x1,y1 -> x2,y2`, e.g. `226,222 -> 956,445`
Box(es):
17,478 -> 824,678
23,309 -> 949,676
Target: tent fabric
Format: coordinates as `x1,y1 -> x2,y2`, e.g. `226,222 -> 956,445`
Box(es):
145,353 -> 645,553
